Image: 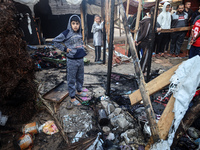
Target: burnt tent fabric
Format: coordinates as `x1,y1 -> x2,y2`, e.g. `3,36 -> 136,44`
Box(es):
14,2 -> 40,45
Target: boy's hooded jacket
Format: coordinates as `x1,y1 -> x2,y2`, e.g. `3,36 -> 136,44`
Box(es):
53,15 -> 86,59
157,2 -> 171,29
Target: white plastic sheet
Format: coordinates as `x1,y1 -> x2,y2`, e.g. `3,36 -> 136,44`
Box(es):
65,0 -> 82,5
151,55 -> 200,150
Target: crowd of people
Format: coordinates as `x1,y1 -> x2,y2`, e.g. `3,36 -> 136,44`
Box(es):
134,1 -> 200,59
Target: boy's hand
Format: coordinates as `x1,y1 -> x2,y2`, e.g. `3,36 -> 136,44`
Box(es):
83,45 -> 86,48
67,48 -> 71,53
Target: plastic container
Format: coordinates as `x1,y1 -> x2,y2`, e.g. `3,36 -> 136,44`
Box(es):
22,122 -> 38,135
17,133 -> 33,150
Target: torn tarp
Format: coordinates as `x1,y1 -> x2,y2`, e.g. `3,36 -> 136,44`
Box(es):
151,55 -> 200,150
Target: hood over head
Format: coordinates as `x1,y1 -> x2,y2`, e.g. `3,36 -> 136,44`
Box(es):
162,2 -> 171,12
66,15 -> 82,39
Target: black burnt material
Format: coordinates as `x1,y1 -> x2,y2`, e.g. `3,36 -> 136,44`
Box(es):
0,1 -> 37,123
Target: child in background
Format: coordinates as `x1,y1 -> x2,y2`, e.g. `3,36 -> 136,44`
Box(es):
53,15 -> 87,108
91,15 -> 103,63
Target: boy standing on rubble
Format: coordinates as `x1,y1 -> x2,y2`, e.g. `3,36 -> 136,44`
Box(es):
53,15 -> 87,107
91,15 -> 103,63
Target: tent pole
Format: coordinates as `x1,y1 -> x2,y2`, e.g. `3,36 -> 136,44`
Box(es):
118,0 -> 160,143
134,0 -> 142,40
125,0 -> 130,55
80,0 -> 85,43
106,0 -> 115,96
102,0 -> 106,64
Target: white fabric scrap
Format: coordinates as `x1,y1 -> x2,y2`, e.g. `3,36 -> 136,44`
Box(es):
65,0 -> 82,5
151,55 -> 200,150
87,132 -> 103,150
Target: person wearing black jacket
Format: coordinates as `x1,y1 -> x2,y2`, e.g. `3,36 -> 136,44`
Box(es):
170,4 -> 188,57
136,7 -> 161,72
191,4 -> 200,25
184,1 -> 193,24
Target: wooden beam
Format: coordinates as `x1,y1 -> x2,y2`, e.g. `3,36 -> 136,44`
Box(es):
126,0 -> 130,16
102,0 -> 106,64
119,1 -> 160,143
129,63 -> 181,105
80,2 -> 85,43
134,0 -> 142,40
159,26 -> 193,33
145,95 -> 176,149
158,95 -> 175,140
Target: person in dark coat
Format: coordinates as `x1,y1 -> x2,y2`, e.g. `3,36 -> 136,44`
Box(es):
191,4 -> 200,25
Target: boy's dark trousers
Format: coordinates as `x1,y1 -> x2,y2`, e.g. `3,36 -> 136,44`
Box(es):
67,58 -> 84,99
95,46 -> 101,61
170,31 -> 186,55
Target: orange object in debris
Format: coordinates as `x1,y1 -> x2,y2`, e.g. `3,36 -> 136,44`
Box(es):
22,122 -> 38,135
18,133 -> 33,150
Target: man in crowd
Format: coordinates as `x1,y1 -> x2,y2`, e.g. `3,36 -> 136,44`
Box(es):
184,1 -> 193,24
170,4 -> 188,57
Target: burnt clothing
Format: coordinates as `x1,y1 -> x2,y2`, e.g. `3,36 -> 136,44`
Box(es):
171,12 -> 188,28
170,31 -> 186,55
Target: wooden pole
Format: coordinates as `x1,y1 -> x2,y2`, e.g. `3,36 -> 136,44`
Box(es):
125,0 -> 130,55
119,6 -> 122,37
102,0 -> 106,64
80,1 -> 85,43
105,0 -> 111,43
126,0 -> 130,17
134,0 -> 142,40
106,0 -> 115,96
118,0 -> 160,143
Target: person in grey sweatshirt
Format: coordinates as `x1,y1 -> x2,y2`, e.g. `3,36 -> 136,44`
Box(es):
53,15 -> 87,107
170,4 -> 188,57
91,15 -> 103,62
